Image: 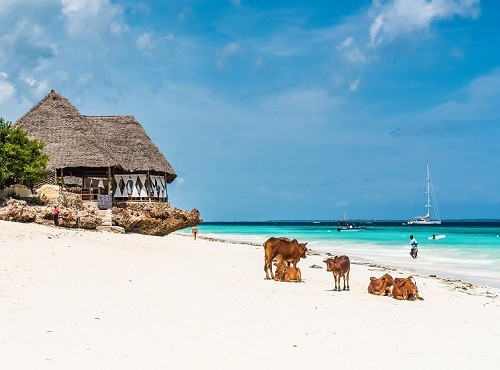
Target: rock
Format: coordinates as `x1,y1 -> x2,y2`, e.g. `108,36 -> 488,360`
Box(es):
0,193 -> 201,236
0,199 -> 38,222
36,185 -> 61,205
0,184 -> 33,198
96,225 -> 126,234
112,202 -> 201,236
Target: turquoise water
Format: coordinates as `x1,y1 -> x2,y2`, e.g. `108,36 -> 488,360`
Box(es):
180,222 -> 500,289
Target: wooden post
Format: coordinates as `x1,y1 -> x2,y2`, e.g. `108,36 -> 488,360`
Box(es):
165,171 -> 168,203
108,166 -> 113,199
147,170 -> 151,203
82,172 -> 85,201
61,168 -> 65,189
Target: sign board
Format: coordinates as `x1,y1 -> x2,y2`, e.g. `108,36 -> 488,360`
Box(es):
97,195 -> 113,210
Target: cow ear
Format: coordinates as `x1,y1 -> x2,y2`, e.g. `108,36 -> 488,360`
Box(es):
304,242 -> 308,246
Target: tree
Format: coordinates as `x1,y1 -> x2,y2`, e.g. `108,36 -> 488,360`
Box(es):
0,117 -> 49,187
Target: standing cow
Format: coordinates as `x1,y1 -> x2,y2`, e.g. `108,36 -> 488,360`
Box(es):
263,237 -> 308,280
323,255 -> 350,291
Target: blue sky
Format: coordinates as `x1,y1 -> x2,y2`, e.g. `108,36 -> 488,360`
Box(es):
1,0 -> 499,221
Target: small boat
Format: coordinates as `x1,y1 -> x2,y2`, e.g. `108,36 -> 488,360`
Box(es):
337,219 -> 366,232
407,162 -> 441,226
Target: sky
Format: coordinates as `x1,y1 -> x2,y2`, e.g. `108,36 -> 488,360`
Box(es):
1,0 -> 499,221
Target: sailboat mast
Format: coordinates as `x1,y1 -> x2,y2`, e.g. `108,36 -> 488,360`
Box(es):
407,161 -> 441,225
425,162 -> 431,218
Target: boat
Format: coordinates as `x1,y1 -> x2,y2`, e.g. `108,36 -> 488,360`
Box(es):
337,223 -> 366,232
407,162 -> 441,225
337,214 -> 366,231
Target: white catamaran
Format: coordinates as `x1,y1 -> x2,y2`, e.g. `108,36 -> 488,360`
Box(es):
407,162 -> 441,225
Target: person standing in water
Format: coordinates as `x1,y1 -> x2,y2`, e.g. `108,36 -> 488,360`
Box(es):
409,234 -> 418,259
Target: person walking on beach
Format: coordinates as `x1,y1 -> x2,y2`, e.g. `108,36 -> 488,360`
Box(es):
192,226 -> 198,240
409,234 -> 418,259
52,205 -> 60,226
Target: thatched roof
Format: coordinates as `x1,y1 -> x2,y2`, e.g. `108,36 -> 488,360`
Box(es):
15,90 -> 176,183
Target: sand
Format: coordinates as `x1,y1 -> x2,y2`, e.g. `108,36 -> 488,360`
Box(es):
1,220 -> 499,369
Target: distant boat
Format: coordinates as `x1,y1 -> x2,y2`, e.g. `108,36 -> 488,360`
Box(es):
407,162 -> 441,226
337,212 -> 366,231
337,223 -> 366,232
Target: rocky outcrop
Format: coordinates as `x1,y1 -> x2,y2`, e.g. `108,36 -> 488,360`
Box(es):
37,184 -> 61,205
0,197 -> 103,229
112,203 -> 201,236
0,191 -> 201,236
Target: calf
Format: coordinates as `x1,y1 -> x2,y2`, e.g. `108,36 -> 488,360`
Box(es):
368,273 -> 394,296
323,255 -> 350,291
392,276 -> 424,301
273,262 -> 302,282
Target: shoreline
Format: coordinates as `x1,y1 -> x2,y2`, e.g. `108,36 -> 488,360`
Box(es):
1,220 -> 499,369
186,233 -> 500,298
181,226 -> 500,290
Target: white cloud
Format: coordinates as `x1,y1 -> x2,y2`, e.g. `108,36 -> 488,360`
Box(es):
349,77 -> 362,92
335,200 -> 349,208
77,72 -> 94,85
368,0 -> 480,47
0,0 -> 58,17
0,80 -> 15,105
336,37 -> 367,63
429,68 -> 500,121
61,0 -> 127,37
22,75 -> 48,96
136,32 -> 154,50
216,41 -> 243,68
136,31 -> 175,52
260,88 -> 344,121
220,41 -> 243,57
26,77 -> 37,87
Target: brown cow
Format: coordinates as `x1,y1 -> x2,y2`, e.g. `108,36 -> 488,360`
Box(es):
274,262 -> 302,282
263,237 -> 308,280
323,256 -> 350,291
392,276 -> 424,301
368,273 -> 394,296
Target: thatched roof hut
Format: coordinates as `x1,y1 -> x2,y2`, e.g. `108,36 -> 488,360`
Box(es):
15,90 -> 176,202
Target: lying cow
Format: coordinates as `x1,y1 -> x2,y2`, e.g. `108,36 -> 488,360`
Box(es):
263,237 -> 308,280
274,262 -> 302,282
323,255 -> 350,291
368,273 -> 394,296
392,276 -> 424,301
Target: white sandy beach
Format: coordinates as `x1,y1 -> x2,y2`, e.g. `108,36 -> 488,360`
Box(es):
1,220 -> 499,369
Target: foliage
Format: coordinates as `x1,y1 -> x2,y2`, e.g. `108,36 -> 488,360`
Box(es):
0,117 -> 49,187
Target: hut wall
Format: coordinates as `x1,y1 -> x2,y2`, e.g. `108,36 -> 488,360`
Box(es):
113,173 -> 168,202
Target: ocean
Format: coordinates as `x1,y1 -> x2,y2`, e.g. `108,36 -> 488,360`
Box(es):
180,221 -> 500,289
